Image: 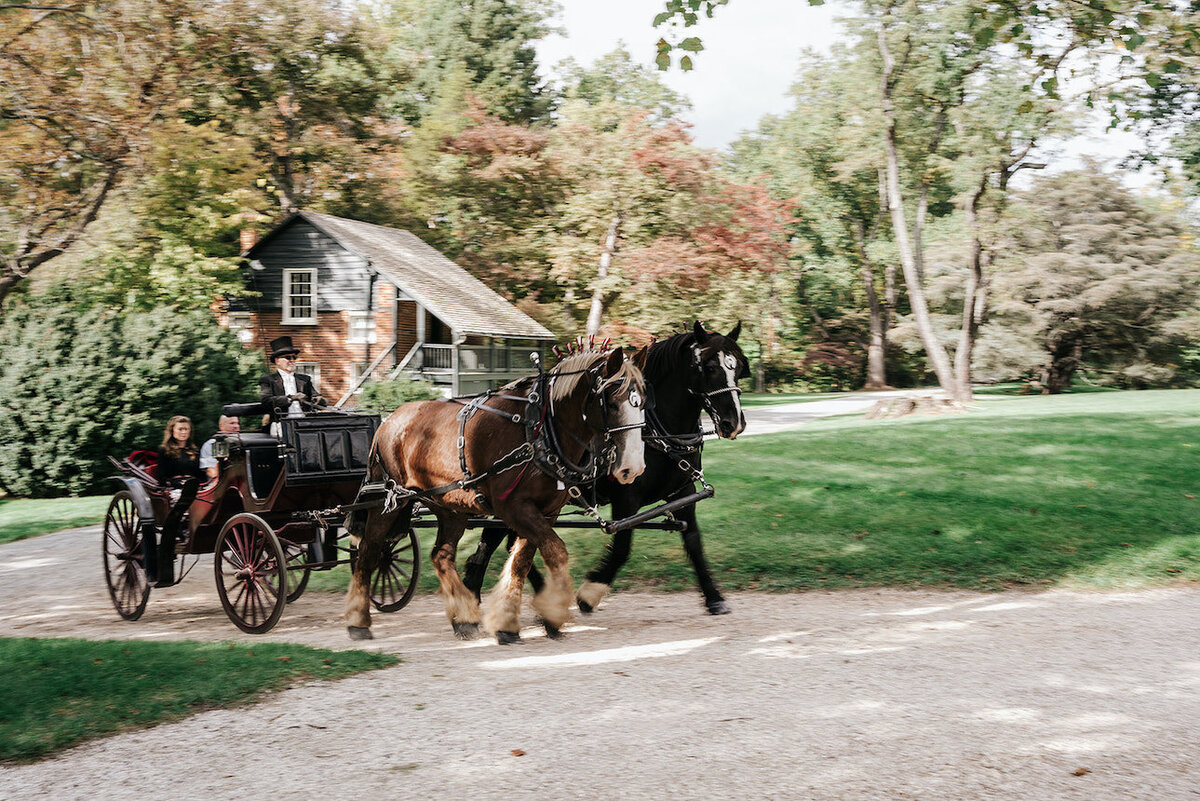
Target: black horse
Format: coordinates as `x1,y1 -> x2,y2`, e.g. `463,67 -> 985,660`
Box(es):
463,321 -> 749,616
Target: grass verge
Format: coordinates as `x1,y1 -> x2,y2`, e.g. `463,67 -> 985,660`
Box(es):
0,495 -> 108,545
0,637 -> 397,763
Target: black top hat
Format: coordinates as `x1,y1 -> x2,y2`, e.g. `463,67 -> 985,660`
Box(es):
268,335 -> 301,361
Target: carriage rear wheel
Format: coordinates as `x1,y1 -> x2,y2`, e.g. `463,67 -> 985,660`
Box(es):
370,526 -> 420,613
214,513 -> 287,634
102,491 -> 151,621
282,539 -> 312,604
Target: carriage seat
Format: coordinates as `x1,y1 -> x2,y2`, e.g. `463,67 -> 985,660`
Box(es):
127,450 -> 159,481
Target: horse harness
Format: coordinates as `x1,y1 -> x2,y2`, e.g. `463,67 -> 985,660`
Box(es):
357,360 -> 643,517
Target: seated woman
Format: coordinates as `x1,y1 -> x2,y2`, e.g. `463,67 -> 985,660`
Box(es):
142,415 -> 202,587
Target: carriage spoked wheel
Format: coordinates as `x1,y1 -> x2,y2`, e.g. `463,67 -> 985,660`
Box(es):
102,490 -> 151,621
214,513 -> 287,634
281,539 -> 312,604
370,526 -> 420,613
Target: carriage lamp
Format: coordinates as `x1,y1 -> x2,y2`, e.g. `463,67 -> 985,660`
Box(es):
212,438 -> 230,459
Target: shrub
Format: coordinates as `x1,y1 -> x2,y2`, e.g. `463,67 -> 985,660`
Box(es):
0,292 -> 261,497
357,375 -> 442,413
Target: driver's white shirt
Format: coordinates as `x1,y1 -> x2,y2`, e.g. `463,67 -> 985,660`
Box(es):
278,369 -> 302,417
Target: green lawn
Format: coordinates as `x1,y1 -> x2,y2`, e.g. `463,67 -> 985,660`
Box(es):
0,638 -> 397,763
0,495 -> 109,545
589,388 -> 1199,592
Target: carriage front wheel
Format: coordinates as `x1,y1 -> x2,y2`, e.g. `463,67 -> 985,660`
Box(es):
214,513 -> 287,634
371,526 -> 420,613
102,490 -> 151,621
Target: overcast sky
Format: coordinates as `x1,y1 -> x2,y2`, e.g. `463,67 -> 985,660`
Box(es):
535,0 -> 842,150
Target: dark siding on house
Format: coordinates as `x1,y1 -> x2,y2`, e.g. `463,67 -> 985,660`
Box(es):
246,219 -> 372,312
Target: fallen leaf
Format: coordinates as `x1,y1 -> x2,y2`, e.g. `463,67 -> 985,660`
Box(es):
1166,568 -> 1182,574
854,531 -> 868,540
1030,508 -> 1038,514
1185,494 -> 1195,500
1119,543 -> 1132,548
1073,768 -> 1091,777
277,656 -> 292,662
511,749 -> 526,757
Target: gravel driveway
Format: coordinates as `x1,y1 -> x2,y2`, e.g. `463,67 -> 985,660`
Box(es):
2,525 -> 1200,800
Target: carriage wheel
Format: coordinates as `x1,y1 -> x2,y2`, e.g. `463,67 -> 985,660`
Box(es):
102,491 -> 151,621
214,513 -> 287,634
370,526 -> 420,613
282,539 -> 312,604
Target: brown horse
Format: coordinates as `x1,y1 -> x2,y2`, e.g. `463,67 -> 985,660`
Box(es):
345,347 -> 647,644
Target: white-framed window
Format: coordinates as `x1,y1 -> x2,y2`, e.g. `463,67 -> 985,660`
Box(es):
348,311 -> 377,344
350,362 -> 371,394
283,268 -> 317,324
227,311 -> 253,343
294,362 -> 320,391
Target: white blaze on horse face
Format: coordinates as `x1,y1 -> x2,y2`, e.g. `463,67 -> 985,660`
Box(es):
720,350 -> 746,439
611,389 -> 646,484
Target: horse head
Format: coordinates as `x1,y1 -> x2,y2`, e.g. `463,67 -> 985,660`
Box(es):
691,320 -> 749,439
550,347 -> 648,485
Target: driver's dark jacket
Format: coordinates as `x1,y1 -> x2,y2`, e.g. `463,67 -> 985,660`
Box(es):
258,371 -> 323,418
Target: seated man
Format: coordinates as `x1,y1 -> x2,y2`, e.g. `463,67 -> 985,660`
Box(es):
199,414 -> 241,479
259,336 -> 326,423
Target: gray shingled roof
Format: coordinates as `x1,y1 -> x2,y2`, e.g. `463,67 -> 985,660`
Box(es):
296,211 -> 554,341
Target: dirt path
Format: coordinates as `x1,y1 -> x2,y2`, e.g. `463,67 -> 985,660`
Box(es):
3,526 -> 1200,800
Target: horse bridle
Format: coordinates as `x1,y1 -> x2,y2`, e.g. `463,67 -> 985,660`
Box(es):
546,362 -> 645,480
690,347 -> 744,426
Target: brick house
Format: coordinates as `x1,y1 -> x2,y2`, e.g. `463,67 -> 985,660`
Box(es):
228,211 -> 555,404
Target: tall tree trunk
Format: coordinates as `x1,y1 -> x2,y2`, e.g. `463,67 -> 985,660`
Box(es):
1041,338 -> 1082,394
585,212 -> 622,336
953,179 -> 988,402
853,220 -> 888,389
876,21 -> 962,401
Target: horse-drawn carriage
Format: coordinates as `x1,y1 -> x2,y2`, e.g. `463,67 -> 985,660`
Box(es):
103,407 -> 420,633
103,322 -> 749,642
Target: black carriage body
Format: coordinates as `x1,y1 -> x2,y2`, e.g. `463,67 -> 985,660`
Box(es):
109,411 -> 382,554
199,412 -> 380,541
104,408 -> 425,633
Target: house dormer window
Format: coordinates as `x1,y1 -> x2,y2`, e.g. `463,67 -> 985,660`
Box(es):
283,268 -> 316,324
348,310 -> 377,344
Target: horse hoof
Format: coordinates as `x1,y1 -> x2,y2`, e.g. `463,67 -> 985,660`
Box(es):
452,621 -> 481,640
347,626 -> 374,640
577,598 -> 594,614
538,618 -> 564,640
496,630 -> 522,645
706,600 -> 732,616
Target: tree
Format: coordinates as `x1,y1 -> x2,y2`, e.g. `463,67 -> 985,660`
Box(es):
653,0 -> 1200,400
0,0 -> 218,310
188,0 -> 404,217
390,0 -> 555,126
984,167 -> 1199,392
0,291 -> 261,496
731,49 -> 900,389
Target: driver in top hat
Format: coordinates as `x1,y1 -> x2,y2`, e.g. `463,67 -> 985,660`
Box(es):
259,336 -> 327,419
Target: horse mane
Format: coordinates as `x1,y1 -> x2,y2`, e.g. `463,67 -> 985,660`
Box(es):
644,328 -> 750,381
643,331 -> 697,381
549,348 -> 642,405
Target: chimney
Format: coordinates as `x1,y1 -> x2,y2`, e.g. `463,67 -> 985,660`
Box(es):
240,228 -> 259,253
